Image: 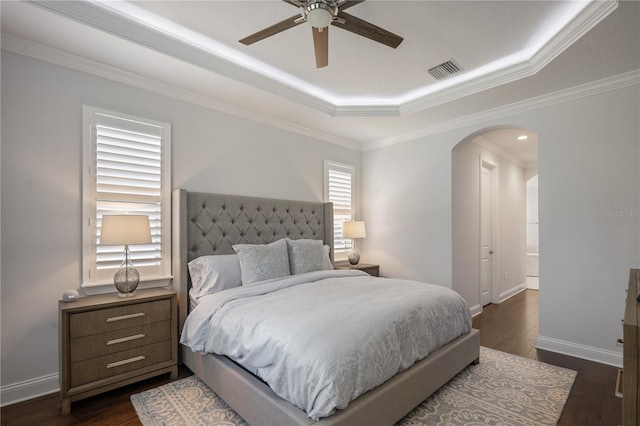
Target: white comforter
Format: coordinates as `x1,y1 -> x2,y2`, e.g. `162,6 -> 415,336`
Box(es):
180,269 -> 472,420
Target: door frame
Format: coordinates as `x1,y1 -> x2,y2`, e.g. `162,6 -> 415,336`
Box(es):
479,156 -> 499,305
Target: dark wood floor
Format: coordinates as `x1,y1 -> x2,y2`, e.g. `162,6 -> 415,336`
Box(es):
472,290 -> 622,426
1,290 -> 622,425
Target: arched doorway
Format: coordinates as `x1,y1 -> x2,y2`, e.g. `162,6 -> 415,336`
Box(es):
452,127 -> 538,315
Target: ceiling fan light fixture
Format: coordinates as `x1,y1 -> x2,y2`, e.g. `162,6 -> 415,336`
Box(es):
306,3 -> 333,28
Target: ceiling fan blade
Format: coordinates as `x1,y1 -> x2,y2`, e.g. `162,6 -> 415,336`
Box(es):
338,1 -> 366,11
312,27 -> 329,68
239,15 -> 303,45
333,11 -> 403,48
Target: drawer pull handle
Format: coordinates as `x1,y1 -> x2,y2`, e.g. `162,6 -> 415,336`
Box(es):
615,369 -> 623,398
106,312 -> 145,322
106,355 -> 145,369
107,334 -> 146,346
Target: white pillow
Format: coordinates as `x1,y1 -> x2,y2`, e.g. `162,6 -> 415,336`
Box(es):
233,239 -> 291,285
286,239 -> 324,275
188,254 -> 242,300
323,245 -> 334,270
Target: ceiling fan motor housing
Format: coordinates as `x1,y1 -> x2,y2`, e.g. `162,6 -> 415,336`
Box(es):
305,1 -> 335,28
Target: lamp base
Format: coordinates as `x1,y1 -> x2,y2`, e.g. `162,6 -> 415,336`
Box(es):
348,249 -> 361,266
113,252 -> 140,297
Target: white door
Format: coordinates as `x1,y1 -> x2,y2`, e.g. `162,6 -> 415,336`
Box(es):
480,163 -> 494,306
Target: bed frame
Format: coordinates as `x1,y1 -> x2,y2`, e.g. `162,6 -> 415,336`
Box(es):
172,189 -> 480,425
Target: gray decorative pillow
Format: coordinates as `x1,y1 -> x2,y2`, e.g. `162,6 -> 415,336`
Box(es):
233,239 -> 291,285
286,238 -> 324,275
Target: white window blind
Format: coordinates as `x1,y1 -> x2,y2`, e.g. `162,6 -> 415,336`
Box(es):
83,107 -> 171,287
325,161 -> 355,258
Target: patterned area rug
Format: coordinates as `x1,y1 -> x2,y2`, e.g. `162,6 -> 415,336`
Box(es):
131,347 -> 576,426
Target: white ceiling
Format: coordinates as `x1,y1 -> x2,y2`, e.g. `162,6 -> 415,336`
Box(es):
127,0 -> 586,100
1,0 -> 638,151
477,128 -> 539,165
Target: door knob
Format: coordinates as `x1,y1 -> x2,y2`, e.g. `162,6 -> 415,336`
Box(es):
489,250 -> 494,254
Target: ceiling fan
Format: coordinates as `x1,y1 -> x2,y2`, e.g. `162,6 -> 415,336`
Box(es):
239,0 -> 403,68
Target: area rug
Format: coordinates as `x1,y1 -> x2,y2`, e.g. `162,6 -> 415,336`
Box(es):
131,347 -> 576,426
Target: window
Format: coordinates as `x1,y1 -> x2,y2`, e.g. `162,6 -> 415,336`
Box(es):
82,106 -> 171,287
324,160 -> 355,260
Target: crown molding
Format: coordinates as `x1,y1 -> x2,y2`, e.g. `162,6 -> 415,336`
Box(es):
3,31 -> 636,154
397,0 -> 618,116
27,0 -> 339,116
363,69 -> 640,151
334,104 -> 401,117
398,61 -> 535,117
529,0 -> 619,73
473,136 -> 527,169
27,0 -> 617,118
1,33 -> 362,151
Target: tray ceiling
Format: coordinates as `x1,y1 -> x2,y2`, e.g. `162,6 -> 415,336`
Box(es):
2,1 -> 637,147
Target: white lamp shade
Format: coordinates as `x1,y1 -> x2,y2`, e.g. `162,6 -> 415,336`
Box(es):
100,215 -> 152,245
342,221 -> 366,239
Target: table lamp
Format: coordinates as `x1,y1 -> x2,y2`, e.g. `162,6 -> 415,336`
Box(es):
100,215 -> 151,297
342,221 -> 366,266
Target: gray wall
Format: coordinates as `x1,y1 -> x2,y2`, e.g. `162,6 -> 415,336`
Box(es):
0,51 -> 361,402
362,84 -> 640,367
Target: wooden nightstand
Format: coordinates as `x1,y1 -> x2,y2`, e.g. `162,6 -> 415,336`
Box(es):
335,263 -> 380,277
59,288 -> 178,415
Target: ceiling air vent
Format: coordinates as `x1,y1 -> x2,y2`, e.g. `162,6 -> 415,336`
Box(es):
428,59 -> 462,81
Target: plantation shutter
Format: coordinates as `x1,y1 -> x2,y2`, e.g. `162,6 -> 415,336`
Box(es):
83,107 -> 171,286
326,162 -> 354,256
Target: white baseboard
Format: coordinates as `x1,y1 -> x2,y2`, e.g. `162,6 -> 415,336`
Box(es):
1,373 -> 59,407
469,304 -> 482,317
536,335 -> 623,368
470,283 -> 526,317
498,282 -> 527,303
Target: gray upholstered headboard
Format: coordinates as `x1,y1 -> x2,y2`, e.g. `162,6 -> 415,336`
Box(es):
172,189 -> 334,330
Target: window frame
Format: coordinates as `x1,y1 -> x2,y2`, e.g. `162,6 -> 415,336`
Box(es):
81,106 -> 172,289
324,160 -> 356,261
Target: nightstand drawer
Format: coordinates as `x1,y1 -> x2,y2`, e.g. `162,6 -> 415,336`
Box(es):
70,321 -> 171,363
60,289 -> 178,415
70,299 -> 171,338
70,341 -> 172,387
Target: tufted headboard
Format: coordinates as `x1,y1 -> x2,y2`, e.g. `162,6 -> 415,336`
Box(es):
172,189 -> 334,330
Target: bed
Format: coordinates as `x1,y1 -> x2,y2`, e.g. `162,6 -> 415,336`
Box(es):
172,189 -> 480,426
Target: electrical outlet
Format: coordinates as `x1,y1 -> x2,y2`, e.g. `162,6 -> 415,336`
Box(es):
504,272 -> 508,280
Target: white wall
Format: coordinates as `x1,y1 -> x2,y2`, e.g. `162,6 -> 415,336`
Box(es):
361,137 -> 454,284
526,176 -> 539,254
0,51 -> 361,403
451,138 -> 527,314
537,88 -> 639,365
363,83 -> 639,367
